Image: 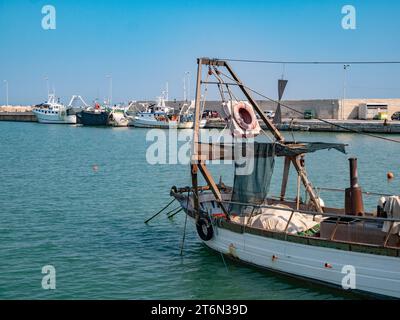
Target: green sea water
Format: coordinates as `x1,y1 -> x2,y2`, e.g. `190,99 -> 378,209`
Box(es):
0,121 -> 399,299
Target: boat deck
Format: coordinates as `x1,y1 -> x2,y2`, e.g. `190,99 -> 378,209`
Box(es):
172,188 -> 400,257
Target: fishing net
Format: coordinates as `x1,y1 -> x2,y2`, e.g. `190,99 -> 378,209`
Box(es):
228,141 -> 346,215
230,143 -> 276,215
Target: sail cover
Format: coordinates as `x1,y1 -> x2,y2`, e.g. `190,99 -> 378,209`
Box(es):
229,141 -> 346,214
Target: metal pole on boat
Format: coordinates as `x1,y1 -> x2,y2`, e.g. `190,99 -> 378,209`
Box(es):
106,75 -> 112,107
186,71 -> 190,101
345,158 -> 364,216
167,207 -> 183,219
183,75 -> 186,102
3,80 -> 8,107
44,76 -> 49,98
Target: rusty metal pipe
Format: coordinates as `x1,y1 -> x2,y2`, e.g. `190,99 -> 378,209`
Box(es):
345,158 -> 364,216
349,158 -> 359,188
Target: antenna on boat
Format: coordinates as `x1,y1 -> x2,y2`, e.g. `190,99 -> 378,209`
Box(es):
183,74 -> 187,102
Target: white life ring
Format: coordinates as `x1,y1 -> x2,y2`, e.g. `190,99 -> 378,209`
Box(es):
232,101 -> 258,131
221,101 -> 261,138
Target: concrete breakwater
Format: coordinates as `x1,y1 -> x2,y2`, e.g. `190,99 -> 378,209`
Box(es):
0,106 -> 36,122
293,119 -> 400,134
0,111 -> 37,122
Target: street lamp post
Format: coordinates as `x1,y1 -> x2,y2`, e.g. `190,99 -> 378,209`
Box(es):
106,75 -> 112,106
342,64 -> 350,120
3,80 -> 8,107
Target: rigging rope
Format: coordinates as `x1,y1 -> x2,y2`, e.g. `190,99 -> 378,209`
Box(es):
217,58 -> 400,65
215,69 -> 400,144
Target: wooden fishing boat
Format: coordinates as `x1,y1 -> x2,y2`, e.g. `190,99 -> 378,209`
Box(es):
170,58 -> 400,299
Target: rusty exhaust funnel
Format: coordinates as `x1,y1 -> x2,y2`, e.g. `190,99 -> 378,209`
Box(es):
345,158 -> 364,216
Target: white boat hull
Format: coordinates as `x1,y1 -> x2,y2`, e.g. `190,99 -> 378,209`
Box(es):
133,118 -> 206,129
193,217 -> 400,298
174,191 -> 400,299
33,111 -> 76,124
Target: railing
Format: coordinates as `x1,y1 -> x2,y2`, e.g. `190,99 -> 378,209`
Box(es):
315,187 -> 394,198
219,199 -> 400,248
171,185 -> 400,248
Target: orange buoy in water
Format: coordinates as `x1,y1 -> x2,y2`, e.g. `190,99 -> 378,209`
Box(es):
387,172 -> 394,180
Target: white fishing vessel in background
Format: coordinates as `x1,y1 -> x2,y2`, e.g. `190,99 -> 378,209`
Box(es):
132,96 -> 206,129
33,94 -> 88,124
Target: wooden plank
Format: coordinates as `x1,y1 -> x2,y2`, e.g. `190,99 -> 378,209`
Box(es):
199,58 -> 226,67
198,162 -> 230,219
192,58 -> 204,161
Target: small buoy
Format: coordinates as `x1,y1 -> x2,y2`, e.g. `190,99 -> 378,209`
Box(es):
92,164 -> 99,172
387,172 -> 394,180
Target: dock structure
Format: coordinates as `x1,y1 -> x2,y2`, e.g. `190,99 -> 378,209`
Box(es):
1,99 -> 400,133
205,118 -> 400,133
0,111 -> 37,122
0,105 -> 37,122
195,98 -> 400,121
290,119 -> 400,134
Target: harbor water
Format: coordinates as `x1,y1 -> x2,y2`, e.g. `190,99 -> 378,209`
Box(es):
0,122 -> 399,299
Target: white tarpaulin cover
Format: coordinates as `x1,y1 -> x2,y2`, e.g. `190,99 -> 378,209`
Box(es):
231,204 -> 320,234
383,196 -> 400,235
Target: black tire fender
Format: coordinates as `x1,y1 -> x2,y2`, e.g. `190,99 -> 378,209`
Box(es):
196,216 -> 213,241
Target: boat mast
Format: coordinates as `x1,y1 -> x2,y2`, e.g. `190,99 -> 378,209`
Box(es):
191,58 -> 324,218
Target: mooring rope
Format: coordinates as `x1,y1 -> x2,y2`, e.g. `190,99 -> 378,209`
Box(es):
167,207 -> 183,219
179,190 -> 191,256
144,198 -> 175,224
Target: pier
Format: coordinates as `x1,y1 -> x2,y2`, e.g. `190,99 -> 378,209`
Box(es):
0,111 -> 37,122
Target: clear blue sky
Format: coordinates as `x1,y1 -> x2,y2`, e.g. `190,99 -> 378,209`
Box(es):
1,0 -> 400,104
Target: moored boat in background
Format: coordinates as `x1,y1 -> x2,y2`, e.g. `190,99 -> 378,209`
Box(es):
76,103 -> 110,126
108,109 -> 129,127
133,97 -> 206,129
33,94 -> 82,124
